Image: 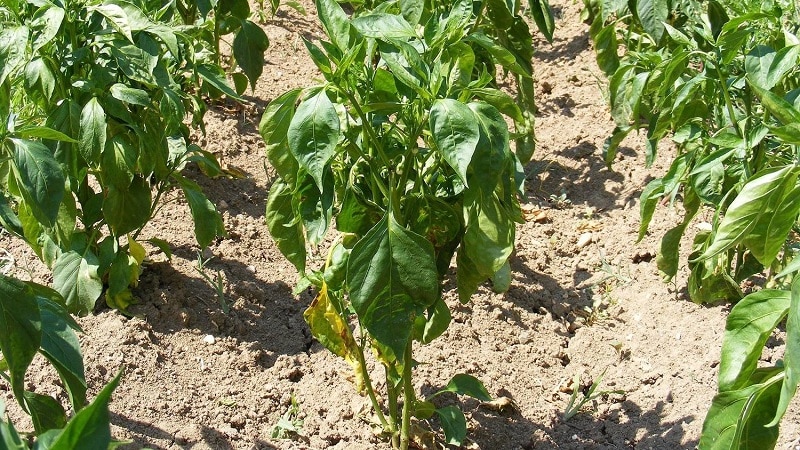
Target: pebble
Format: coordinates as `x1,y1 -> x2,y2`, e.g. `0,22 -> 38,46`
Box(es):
576,232 -> 593,248
203,335 -> 216,345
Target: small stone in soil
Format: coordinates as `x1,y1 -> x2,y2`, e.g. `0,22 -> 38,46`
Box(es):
203,335 -> 216,345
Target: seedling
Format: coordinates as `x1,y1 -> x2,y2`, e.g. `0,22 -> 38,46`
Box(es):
562,369 -> 623,421
271,392 -> 304,440
194,251 -> 229,314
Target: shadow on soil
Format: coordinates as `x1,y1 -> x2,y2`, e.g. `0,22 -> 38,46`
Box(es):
112,413 -> 279,450
131,256 -> 313,370
527,399 -> 698,449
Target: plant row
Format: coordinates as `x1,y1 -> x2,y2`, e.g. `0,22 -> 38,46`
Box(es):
0,0 -> 271,445
585,0 -> 800,448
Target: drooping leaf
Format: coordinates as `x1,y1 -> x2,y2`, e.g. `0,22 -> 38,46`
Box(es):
288,90 -> 340,192
10,138 -> 65,228
591,21 -> 619,76
260,88 -> 302,185
456,192 -> 514,302
468,102 -> 509,194
656,189 -> 700,280
770,275 -> 800,426
47,371 -> 122,450
346,214 -> 439,361
296,171 -> 334,245
36,288 -> 87,410
436,406 -> 467,446
699,369 -> 782,450
637,178 -> 664,242
303,284 -> 365,392
24,391 -> 67,434
528,0 -> 555,42
430,99 -> 480,187
233,20 -> 270,90
52,250 -> 103,316
718,290 -> 790,392
698,165 -> 798,261
265,180 -> 306,273
0,275 -> 42,408
102,176 -> 152,236
707,0 -> 728,40
79,98 -> 107,163
176,176 -> 226,249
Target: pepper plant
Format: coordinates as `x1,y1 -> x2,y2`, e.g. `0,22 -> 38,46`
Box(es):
585,0 -> 800,447
0,0 -> 269,315
261,0 -> 552,447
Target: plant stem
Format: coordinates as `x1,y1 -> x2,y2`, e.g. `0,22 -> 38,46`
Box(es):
399,340 -> 414,450
387,372 -> 400,449
355,341 -> 390,431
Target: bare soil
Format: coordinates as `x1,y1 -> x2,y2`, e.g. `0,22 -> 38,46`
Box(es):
3,0 -> 800,449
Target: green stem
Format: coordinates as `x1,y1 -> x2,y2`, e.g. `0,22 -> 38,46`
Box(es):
386,369 -> 400,449
715,62 -> 744,139
399,341 -> 414,450
355,344 -> 391,432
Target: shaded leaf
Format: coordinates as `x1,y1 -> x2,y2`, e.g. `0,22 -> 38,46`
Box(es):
233,20 -> 269,90
0,275 -> 41,408
176,176 -> 226,248
347,214 -> 439,361
265,180 -> 306,273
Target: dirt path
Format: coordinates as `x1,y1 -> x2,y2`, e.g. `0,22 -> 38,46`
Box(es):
3,0 -> 800,449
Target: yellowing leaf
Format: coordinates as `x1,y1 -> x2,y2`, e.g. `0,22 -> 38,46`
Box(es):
303,284 -> 365,393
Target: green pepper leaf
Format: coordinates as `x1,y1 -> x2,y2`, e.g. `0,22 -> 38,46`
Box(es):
0,275 -> 41,409
436,406 -> 467,446
430,99 -> 480,187
103,175 -> 152,236
233,20 -> 269,90
260,88 -> 302,185
699,368 -> 782,450
719,290 -> 790,392
47,371 -> 122,450
265,180 -> 306,273
52,250 -> 103,316
347,214 -> 439,362
10,138 -> 65,228
288,90 -> 340,193
176,176 -> 226,249
36,287 -> 87,410
769,275 -> 800,426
